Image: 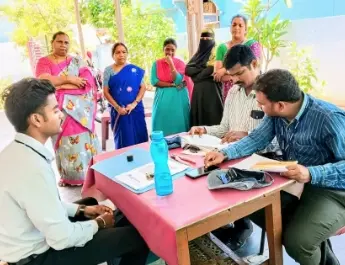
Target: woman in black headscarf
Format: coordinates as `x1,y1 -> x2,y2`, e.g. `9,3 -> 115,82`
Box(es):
186,28 -> 223,127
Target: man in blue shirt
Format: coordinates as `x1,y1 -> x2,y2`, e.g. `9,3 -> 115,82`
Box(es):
204,69 -> 345,265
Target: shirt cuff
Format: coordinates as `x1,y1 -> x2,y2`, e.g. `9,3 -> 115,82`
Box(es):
221,146 -> 238,160
308,165 -> 324,186
91,220 -> 99,235
62,202 -> 79,217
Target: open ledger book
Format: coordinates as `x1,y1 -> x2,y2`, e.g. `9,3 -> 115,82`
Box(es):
181,134 -> 229,151
115,160 -> 189,191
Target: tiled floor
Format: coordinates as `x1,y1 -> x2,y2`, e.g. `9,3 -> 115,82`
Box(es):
1,92 -> 344,264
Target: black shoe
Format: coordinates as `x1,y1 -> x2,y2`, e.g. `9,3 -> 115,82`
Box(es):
212,218 -> 253,251
320,239 -> 340,265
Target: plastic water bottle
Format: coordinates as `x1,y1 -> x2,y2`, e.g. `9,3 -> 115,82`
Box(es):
150,131 -> 173,196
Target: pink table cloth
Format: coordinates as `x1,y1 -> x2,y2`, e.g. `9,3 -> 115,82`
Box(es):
82,143 -> 294,265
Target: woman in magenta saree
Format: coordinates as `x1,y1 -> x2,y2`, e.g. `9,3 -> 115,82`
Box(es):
36,31 -> 100,186
103,43 -> 148,149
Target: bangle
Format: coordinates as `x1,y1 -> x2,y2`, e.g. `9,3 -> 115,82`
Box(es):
96,216 -> 106,229
135,99 -> 140,104
77,205 -> 86,216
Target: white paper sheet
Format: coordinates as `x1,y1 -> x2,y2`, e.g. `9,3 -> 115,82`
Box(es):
231,154 -> 293,173
181,134 -> 230,150
114,160 -> 189,191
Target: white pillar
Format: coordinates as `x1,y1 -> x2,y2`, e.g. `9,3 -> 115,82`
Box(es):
74,0 -> 86,58
186,0 -> 204,58
114,0 -> 125,43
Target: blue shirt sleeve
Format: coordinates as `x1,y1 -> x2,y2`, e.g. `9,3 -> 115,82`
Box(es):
103,66 -> 111,88
222,116 -> 276,159
150,61 -> 159,86
308,112 -> 345,189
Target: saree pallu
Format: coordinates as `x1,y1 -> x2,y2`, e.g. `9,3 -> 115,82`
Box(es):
36,56 -> 101,185
108,64 -> 148,149
151,57 -> 190,136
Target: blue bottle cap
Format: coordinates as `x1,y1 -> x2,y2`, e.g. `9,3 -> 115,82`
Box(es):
151,131 -> 164,140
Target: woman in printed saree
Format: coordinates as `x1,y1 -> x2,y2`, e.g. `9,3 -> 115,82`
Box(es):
103,42 -> 148,149
151,38 -> 191,136
213,14 -> 261,101
36,31 -> 100,186
186,28 -> 223,127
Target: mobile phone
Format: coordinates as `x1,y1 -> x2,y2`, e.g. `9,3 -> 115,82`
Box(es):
186,165 -> 220,179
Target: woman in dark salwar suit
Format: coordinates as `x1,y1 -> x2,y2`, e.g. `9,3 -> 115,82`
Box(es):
186,29 -> 223,127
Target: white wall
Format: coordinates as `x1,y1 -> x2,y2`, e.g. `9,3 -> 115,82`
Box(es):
270,15 -> 345,100
0,42 -> 32,80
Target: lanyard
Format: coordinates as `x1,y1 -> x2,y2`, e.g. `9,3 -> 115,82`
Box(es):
15,140 -> 47,161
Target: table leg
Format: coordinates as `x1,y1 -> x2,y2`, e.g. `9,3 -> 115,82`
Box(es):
176,229 -> 191,265
265,193 -> 283,265
105,119 -> 109,141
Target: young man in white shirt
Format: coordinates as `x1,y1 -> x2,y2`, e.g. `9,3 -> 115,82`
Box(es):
0,78 -> 149,265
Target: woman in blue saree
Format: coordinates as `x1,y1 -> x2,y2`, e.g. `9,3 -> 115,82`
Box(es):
103,43 -> 148,149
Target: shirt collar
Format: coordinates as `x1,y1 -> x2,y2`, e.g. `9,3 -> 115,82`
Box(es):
237,86 -> 256,97
295,93 -> 309,121
14,133 -> 54,162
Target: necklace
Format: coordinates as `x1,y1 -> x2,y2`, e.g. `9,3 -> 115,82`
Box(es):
53,54 -> 69,76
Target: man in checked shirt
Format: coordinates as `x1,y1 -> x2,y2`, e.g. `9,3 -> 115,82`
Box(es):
205,68 -> 345,265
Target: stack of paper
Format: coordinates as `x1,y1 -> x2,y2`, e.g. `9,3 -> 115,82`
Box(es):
115,160 -> 189,191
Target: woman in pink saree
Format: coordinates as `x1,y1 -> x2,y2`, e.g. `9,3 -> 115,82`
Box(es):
36,31 -> 100,186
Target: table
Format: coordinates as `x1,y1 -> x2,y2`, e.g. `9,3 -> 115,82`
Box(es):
82,143 -> 296,265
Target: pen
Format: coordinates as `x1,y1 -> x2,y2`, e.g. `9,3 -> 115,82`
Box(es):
170,155 -> 194,167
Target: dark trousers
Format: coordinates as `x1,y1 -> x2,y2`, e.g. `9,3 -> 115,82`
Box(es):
28,197 -> 149,265
250,186 -> 345,265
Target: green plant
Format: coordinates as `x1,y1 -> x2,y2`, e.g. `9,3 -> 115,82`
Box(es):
0,78 -> 12,110
287,42 -> 326,94
0,0 -> 75,48
81,0 -> 176,83
242,0 -> 291,70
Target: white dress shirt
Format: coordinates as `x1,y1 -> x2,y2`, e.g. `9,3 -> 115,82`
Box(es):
204,86 -> 279,153
0,133 -> 98,263
204,86 -> 261,137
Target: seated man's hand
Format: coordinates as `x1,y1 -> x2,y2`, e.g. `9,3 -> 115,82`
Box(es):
204,151 -> 226,168
221,131 -> 248,143
84,205 -> 113,219
281,164 -> 311,183
96,213 -> 115,229
189,126 -> 206,136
